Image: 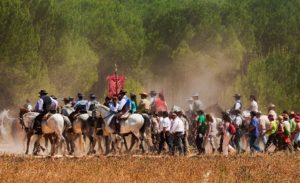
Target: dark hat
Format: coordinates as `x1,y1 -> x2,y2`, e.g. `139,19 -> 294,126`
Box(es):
149,90 -> 157,96
90,94 -> 96,99
63,97 -> 69,102
233,94 -> 241,98
77,93 -> 84,97
38,90 -> 48,95
50,95 -> 57,100
119,89 -> 127,95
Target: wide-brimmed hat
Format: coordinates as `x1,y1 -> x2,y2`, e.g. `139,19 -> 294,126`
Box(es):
139,92 -> 148,97
269,103 -> 276,108
172,106 -> 181,113
50,95 -> 57,100
192,93 -> 199,97
119,89 -> 127,95
149,90 -> 157,96
38,90 -> 48,95
283,113 -> 289,119
90,94 -> 96,99
233,94 -> 241,98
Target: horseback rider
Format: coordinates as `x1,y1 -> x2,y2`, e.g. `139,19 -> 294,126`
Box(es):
112,90 -> 131,133
23,99 -> 32,111
87,94 -> 100,112
231,94 -> 242,112
138,92 -> 151,114
74,93 -> 88,113
69,93 -> 88,122
192,93 -> 204,114
33,90 -> 58,134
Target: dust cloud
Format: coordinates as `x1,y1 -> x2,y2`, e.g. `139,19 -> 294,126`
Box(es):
144,51 -> 239,110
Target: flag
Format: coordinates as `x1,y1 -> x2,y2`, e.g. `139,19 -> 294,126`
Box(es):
106,74 -> 126,97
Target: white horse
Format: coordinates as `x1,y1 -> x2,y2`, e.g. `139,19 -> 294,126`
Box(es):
22,112 -> 69,156
96,104 -> 149,155
68,113 -> 101,155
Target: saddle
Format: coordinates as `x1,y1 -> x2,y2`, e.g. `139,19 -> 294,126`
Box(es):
42,113 -> 53,121
119,111 -> 130,120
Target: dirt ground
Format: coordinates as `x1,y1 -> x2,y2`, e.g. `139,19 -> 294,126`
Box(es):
0,153 -> 299,183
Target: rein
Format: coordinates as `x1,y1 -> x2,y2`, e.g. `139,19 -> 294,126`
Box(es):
101,112 -> 114,120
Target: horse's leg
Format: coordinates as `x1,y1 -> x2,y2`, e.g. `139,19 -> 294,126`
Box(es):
123,135 -> 128,152
25,132 -> 32,155
87,134 -> 96,155
56,133 -> 67,156
49,135 -> 55,156
96,135 -> 104,155
33,135 -> 42,155
128,134 -> 138,152
104,135 -> 110,155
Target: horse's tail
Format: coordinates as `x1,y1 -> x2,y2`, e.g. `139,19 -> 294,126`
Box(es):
62,115 -> 72,130
140,113 -> 151,134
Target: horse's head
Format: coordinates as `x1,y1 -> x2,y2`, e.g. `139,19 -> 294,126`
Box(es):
95,104 -> 110,119
19,108 -> 29,129
22,112 -> 38,130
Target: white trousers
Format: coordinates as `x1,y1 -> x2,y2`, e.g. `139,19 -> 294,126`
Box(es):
223,132 -> 236,156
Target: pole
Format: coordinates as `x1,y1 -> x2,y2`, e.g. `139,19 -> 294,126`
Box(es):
115,64 -> 118,96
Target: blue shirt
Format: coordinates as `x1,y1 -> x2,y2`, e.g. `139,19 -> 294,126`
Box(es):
250,117 -> 260,137
131,101 -> 137,113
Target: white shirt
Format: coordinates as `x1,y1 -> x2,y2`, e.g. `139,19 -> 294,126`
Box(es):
50,98 -> 58,111
233,115 -> 243,127
118,96 -> 128,111
109,102 -> 119,113
249,100 -> 258,112
35,98 -> 44,112
180,116 -> 189,132
234,100 -> 242,110
170,117 -> 185,133
159,117 -> 171,132
25,103 -> 32,111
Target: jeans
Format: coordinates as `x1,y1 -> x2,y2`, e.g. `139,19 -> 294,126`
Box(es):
250,135 -> 261,152
158,132 -> 171,154
171,132 -> 184,155
196,131 -> 205,154
233,128 -> 243,153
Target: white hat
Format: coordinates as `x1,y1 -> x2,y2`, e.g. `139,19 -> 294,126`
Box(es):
192,93 -> 199,97
172,106 -> 181,113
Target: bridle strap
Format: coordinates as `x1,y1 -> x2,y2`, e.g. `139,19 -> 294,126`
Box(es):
101,112 -> 114,120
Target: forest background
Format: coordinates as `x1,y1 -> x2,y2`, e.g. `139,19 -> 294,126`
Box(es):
0,0 -> 299,113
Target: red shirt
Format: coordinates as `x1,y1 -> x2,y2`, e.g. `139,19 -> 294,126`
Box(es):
155,98 -> 168,113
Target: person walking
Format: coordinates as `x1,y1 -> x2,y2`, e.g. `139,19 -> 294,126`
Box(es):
232,109 -> 244,154
222,113 -> 236,156
249,111 -> 261,153
195,110 -> 206,154
169,111 -> 184,155
158,111 -> 171,154
265,114 -> 278,152
204,114 -> 219,154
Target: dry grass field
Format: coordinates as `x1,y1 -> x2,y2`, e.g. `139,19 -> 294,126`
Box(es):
0,153 -> 299,183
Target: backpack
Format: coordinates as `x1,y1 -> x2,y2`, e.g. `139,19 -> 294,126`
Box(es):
229,123 -> 236,135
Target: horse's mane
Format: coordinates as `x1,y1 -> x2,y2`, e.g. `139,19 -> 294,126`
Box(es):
97,103 -> 110,111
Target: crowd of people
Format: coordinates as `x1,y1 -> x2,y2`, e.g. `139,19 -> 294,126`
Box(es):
23,90 -> 300,156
